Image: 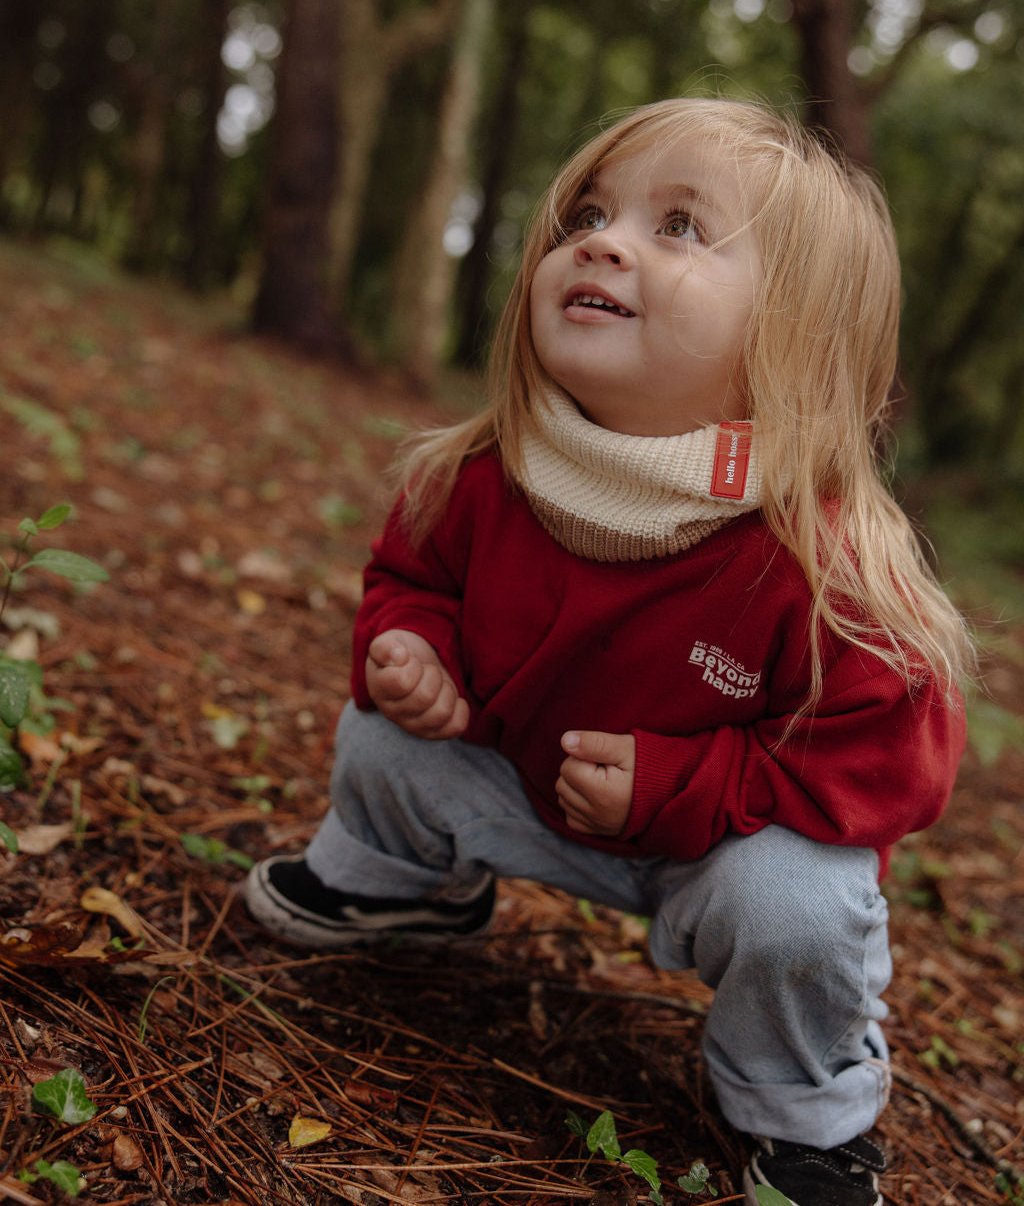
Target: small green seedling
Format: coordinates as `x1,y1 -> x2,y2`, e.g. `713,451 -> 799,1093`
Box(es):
566,1110 -> 743,1201
180,832 -> 254,870
678,1160 -> 719,1195
567,1110 -> 665,1202
1,504 -> 108,792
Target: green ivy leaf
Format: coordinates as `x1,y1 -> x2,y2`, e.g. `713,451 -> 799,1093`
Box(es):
622,1148 -> 661,1194
0,734 -> 26,791
679,1160 -> 714,1192
565,1109 -> 588,1138
32,1067 -> 97,1123
0,658 -> 32,727
37,504 -> 72,531
756,1186 -> 793,1206
586,1110 -> 621,1161
24,1159 -> 83,1196
25,548 -> 109,583
0,820 -> 18,853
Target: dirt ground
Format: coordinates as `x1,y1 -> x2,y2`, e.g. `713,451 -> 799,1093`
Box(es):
0,237 -> 1021,1205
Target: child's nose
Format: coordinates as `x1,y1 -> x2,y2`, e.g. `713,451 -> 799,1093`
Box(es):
573,226 -> 632,268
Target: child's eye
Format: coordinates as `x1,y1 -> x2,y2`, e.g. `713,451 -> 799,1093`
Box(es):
567,204 -> 607,233
658,211 -> 702,242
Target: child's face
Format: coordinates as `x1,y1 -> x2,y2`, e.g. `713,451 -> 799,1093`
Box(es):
529,133 -> 763,436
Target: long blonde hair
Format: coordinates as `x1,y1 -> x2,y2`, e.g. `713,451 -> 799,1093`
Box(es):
396,97 -> 973,702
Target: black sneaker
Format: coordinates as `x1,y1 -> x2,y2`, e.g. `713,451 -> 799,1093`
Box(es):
244,854 -> 495,949
744,1135 -> 885,1205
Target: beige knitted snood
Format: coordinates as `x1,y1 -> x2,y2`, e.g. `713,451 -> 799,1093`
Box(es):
512,387 -> 762,563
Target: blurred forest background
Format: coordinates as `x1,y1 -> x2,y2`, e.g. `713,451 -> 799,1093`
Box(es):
2,0 -> 1023,476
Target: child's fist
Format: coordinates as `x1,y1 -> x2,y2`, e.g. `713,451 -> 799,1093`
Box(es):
366,629 -> 469,739
556,730 -> 636,837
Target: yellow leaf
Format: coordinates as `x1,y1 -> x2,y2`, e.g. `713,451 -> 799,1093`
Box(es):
236,588 -> 266,616
288,1115 -> 332,1148
80,887 -> 146,940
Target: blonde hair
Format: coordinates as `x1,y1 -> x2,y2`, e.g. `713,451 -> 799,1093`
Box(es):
396,97 -> 974,704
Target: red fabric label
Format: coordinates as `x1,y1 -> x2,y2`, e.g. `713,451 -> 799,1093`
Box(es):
710,421 -> 753,500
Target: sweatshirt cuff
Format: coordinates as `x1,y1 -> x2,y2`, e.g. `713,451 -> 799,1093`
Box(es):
623,729 -> 713,840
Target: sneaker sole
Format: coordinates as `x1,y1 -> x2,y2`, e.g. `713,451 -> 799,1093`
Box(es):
244,861 -> 494,950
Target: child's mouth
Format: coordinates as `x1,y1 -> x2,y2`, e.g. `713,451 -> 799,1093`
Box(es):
567,293 -> 635,318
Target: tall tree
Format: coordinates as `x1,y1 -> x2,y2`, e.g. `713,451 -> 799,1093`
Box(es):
122,0 -> 182,270
0,3 -> 40,220
453,0 -> 533,367
29,4 -> 113,233
183,0 -> 231,290
389,0 -> 493,381
330,0 -> 457,305
790,0 -> 873,164
252,0 -> 342,352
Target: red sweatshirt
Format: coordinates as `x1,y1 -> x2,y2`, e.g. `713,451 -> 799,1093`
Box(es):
351,453 -> 965,874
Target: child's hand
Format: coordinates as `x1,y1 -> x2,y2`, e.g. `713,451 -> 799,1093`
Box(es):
556,731 -> 636,837
366,629 -> 469,740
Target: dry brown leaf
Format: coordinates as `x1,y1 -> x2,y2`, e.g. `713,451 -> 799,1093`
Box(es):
66,920 -> 115,960
0,918 -> 148,966
349,1156 -> 445,1201
12,822 -> 74,855
237,549 -> 291,583
100,757 -> 188,805
17,729 -> 63,765
240,1050 -> 286,1081
0,921 -> 86,963
80,886 -> 145,939
4,629 -> 39,661
112,1131 -> 145,1171
342,1079 -> 398,1110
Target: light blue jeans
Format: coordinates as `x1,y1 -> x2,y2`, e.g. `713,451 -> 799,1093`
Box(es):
306,703 -> 892,1148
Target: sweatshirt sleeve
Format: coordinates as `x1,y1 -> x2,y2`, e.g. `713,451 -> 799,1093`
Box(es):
622,653 -> 966,863
350,490 -> 469,711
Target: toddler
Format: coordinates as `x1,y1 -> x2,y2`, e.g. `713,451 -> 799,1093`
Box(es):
246,98 -> 970,1206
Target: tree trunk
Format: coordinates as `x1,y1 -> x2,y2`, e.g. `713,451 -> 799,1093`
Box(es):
183,0 -> 230,291
790,0 -> 873,166
253,0 -> 343,353
453,0 -> 532,367
330,0 -> 457,305
122,2 -> 179,272
0,3 -> 40,221
390,0 -> 493,382
30,8 -> 112,232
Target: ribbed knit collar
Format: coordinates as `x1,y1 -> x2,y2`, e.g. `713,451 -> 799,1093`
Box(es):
512,386 -> 762,562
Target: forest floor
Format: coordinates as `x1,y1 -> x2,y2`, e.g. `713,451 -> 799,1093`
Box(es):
0,236 -> 1021,1206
